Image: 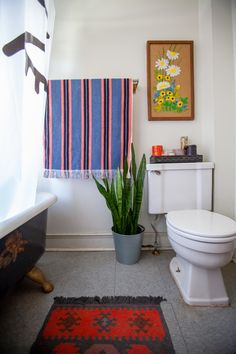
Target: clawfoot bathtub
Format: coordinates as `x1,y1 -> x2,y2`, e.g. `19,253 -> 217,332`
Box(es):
0,192 -> 57,297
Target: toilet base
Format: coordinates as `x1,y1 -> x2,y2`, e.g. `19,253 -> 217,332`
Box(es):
170,256 -> 229,306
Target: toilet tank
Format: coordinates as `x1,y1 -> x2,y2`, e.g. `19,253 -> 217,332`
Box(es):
146,162 -> 214,214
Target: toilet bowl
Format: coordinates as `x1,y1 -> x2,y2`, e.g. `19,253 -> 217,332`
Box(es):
166,209 -> 236,306
146,162 -> 236,306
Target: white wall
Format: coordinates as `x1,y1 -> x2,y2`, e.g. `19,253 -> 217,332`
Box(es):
232,0 -> 236,219
38,0 -> 236,248
211,0 -> 236,217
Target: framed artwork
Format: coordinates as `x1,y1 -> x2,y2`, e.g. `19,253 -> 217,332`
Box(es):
147,40 -> 194,121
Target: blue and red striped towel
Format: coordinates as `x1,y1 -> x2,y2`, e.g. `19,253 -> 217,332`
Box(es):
44,79 -> 133,178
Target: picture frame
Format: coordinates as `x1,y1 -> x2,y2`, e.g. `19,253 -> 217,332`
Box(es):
147,40 -> 194,121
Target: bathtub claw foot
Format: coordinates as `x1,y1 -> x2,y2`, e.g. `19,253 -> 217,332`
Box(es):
26,266 -> 54,293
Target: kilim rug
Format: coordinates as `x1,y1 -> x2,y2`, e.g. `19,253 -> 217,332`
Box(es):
30,296 -> 175,354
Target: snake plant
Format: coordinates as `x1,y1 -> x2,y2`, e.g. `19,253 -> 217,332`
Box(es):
93,143 -> 146,235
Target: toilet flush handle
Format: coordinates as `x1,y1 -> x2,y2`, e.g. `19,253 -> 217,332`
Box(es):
151,170 -> 161,175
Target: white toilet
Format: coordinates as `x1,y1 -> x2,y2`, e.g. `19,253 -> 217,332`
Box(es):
147,162 -> 236,306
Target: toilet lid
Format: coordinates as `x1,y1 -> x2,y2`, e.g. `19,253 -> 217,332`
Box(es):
166,210 -> 236,238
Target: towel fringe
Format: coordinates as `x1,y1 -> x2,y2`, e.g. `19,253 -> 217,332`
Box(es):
43,169 -> 117,179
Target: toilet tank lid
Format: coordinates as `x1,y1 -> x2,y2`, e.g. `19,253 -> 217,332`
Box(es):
146,162 -> 214,171
166,210 -> 236,238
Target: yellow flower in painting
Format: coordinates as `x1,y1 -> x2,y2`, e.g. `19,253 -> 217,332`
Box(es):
176,85 -> 181,91
167,90 -> 173,96
155,105 -> 162,112
165,75 -> 171,81
166,65 -> 181,77
166,96 -> 171,101
160,90 -> 166,97
155,58 -> 169,70
170,96 -> 176,102
167,50 -> 180,60
158,98 -> 164,105
156,81 -> 170,91
177,101 -> 183,107
156,74 -> 163,80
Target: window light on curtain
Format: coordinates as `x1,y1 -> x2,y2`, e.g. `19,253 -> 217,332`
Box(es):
0,0 -> 55,222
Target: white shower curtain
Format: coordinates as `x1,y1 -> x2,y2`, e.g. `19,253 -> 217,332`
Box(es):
0,0 -> 55,222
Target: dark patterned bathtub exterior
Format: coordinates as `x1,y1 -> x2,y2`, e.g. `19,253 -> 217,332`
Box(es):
0,210 -> 48,297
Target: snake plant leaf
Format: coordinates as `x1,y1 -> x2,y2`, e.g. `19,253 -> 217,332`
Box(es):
102,178 -> 110,192
131,143 -> 137,182
123,157 -> 128,183
122,156 -> 129,207
124,209 -> 132,234
111,178 -> 117,206
93,175 -> 120,230
123,179 -> 132,231
93,144 -> 146,235
116,168 -> 123,218
93,176 -> 108,199
132,153 -> 146,230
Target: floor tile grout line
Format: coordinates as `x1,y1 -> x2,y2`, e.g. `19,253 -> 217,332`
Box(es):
169,301 -> 190,354
114,257 -> 117,296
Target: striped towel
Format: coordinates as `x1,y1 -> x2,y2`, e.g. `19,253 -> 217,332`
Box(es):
44,79 -> 133,178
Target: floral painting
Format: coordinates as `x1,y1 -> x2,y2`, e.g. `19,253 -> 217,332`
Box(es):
147,41 -> 194,121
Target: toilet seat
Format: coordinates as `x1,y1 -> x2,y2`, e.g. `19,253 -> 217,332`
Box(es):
166,210 -> 236,243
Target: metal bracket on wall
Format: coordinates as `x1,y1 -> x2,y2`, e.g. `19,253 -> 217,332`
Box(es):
133,79 -> 139,94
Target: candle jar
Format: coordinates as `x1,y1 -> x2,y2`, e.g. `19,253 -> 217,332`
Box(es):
152,145 -> 163,156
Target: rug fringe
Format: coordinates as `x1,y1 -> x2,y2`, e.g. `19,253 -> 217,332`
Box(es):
54,296 -> 166,305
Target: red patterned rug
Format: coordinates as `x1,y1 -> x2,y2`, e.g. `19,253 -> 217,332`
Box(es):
30,296 -> 175,354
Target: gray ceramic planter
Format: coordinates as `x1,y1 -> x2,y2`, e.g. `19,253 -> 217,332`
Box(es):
112,225 -> 145,265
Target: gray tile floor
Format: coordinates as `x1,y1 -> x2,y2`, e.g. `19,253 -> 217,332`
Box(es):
0,250 -> 236,354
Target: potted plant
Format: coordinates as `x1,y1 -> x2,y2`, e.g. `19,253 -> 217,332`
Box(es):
93,143 -> 146,264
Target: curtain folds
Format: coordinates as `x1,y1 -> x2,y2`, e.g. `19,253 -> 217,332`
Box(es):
0,0 -> 55,222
